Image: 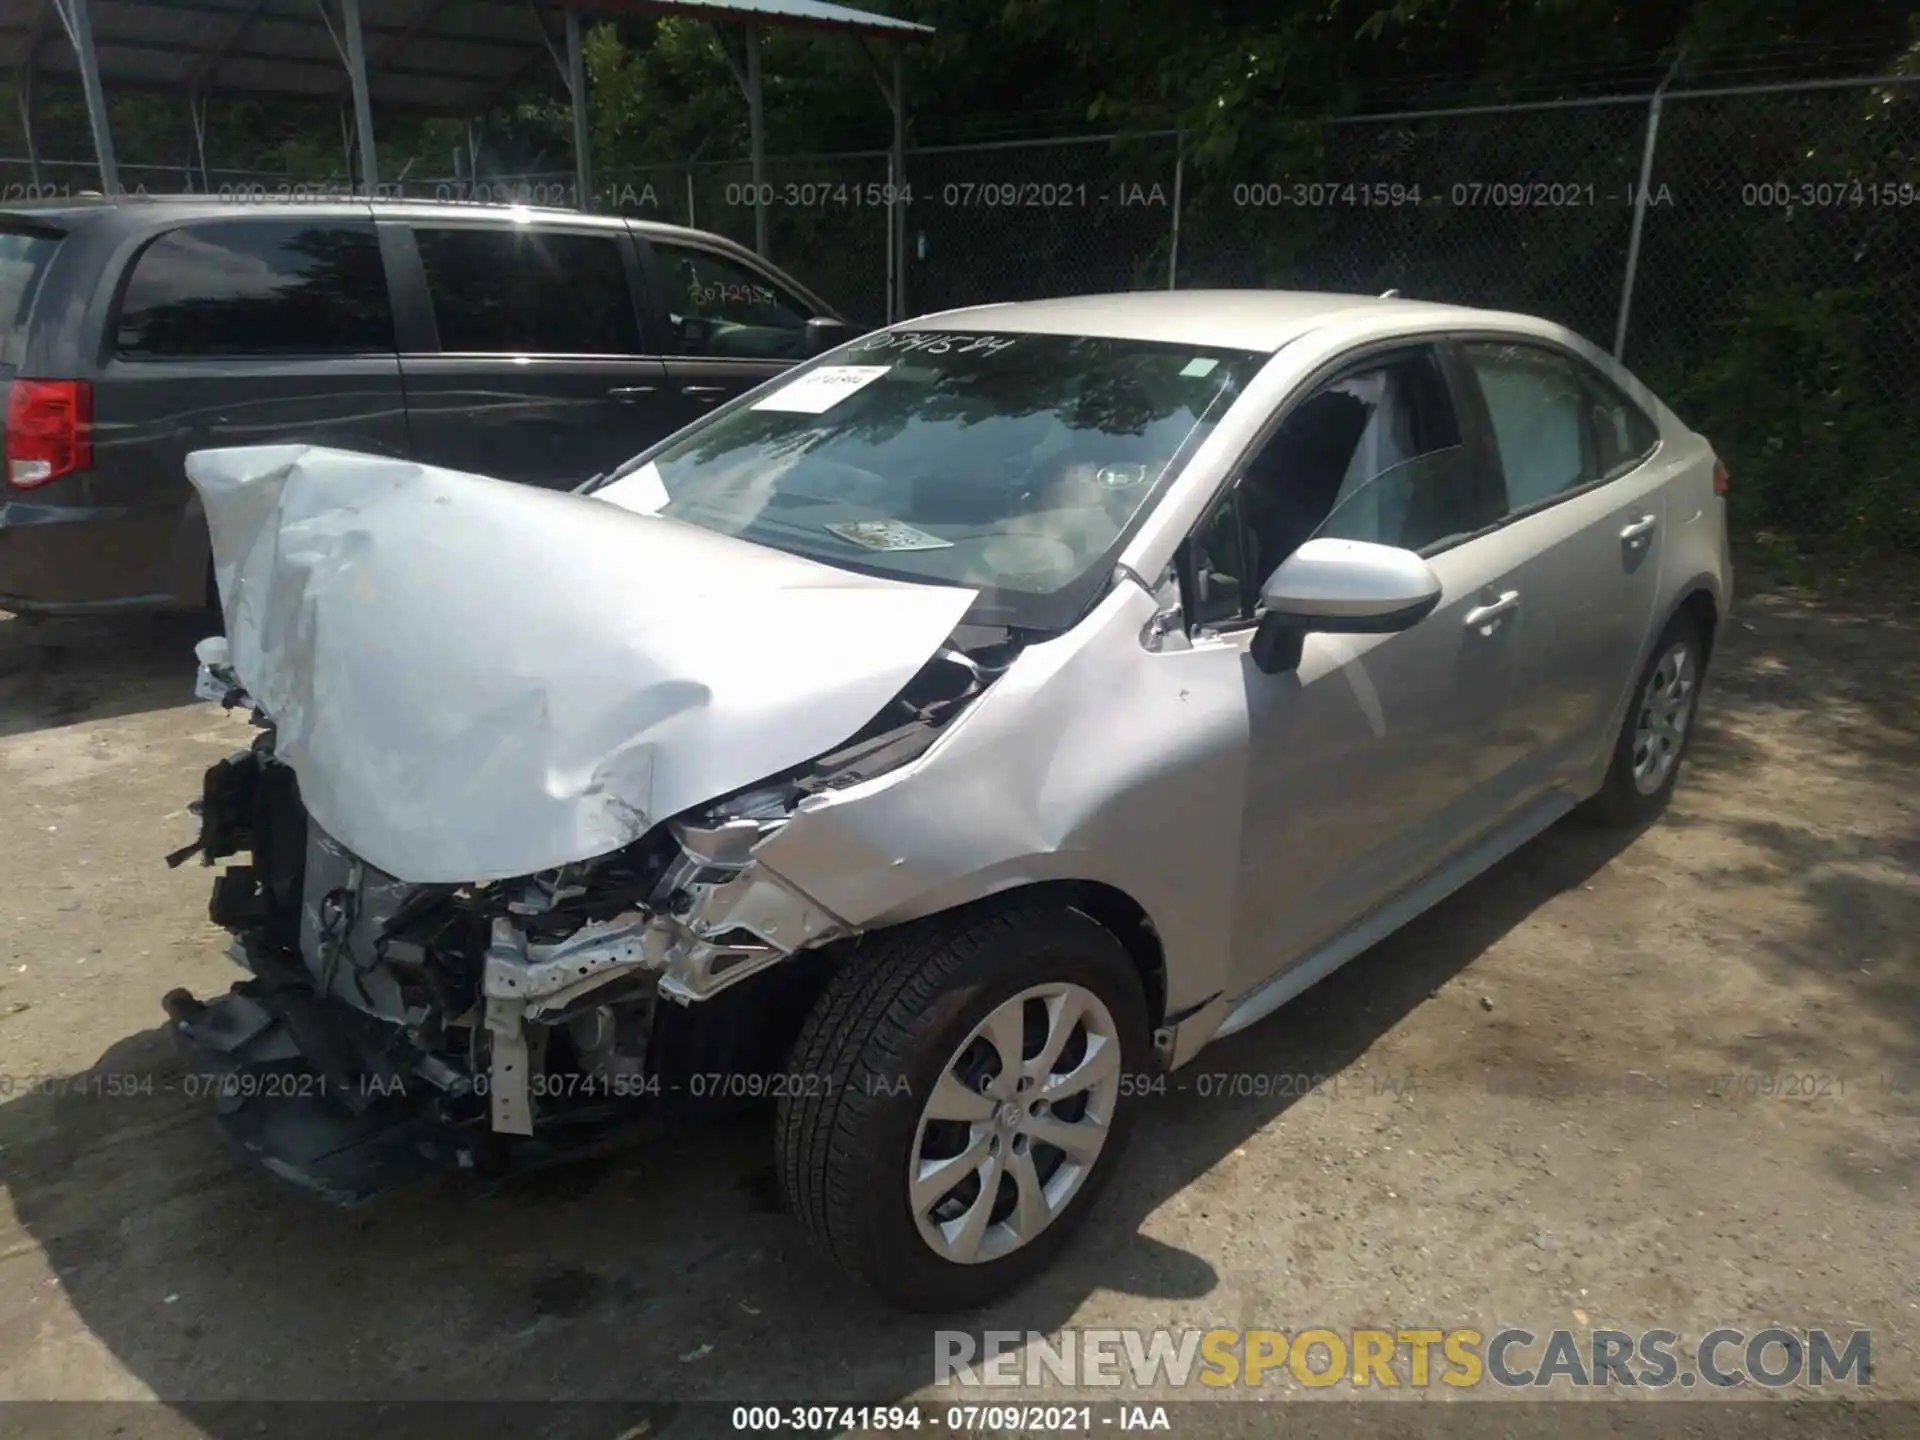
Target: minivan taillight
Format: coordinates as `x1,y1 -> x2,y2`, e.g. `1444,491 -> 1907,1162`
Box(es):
6,379 -> 93,488
1712,459 -> 1730,496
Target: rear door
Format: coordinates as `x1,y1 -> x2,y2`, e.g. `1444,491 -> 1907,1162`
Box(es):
1452,337 -> 1669,797
386,218 -> 668,487
92,214 -> 409,604
632,235 -> 820,435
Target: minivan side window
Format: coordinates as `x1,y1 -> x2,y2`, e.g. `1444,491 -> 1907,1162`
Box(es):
650,242 -> 811,359
412,227 -> 639,354
115,220 -> 393,358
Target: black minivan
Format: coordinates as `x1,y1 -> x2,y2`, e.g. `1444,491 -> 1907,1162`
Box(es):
0,197 -> 849,614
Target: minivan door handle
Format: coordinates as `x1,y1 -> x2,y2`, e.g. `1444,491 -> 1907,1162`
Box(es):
607,385 -> 658,401
1619,513 -> 1658,543
1464,591 -> 1520,633
681,384 -> 730,401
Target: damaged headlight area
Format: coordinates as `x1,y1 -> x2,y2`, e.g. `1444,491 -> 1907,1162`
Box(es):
162,637 -> 1013,1205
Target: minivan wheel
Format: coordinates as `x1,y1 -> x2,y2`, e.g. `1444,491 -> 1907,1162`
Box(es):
1583,610 -> 1705,826
775,901 -> 1150,1312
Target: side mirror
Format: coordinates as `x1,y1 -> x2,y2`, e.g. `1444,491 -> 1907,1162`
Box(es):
804,316 -> 851,356
1250,538 -> 1442,674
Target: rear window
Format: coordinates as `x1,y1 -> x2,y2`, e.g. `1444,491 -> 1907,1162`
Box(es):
114,220 -> 393,359
0,228 -> 61,345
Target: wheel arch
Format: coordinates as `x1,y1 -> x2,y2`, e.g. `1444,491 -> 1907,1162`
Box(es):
1674,583 -> 1721,668
850,877 -> 1171,1032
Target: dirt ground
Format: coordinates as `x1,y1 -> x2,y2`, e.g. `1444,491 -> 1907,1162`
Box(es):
0,569 -> 1914,1437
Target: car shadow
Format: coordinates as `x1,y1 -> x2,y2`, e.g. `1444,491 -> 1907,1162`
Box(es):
0,811 -> 1646,1438
0,611 -> 214,740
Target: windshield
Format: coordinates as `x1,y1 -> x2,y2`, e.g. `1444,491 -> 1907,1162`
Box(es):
592,330 -> 1264,630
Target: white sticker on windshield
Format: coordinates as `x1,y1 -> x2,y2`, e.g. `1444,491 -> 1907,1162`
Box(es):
752,364 -> 892,414
594,460 -> 670,516
1180,357 -> 1219,377
826,519 -> 954,552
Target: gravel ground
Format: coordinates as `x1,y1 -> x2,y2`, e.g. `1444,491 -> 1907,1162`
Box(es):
0,570 -> 1913,1438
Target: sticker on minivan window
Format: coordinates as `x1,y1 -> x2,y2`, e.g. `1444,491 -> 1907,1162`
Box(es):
825,519 -> 954,552
751,364 -> 891,414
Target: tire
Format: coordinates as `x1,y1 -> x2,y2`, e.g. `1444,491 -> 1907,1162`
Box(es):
1582,609 -> 1705,827
776,900 -> 1151,1312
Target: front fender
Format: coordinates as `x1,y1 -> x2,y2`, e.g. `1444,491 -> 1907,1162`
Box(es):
752,583 -> 1250,1017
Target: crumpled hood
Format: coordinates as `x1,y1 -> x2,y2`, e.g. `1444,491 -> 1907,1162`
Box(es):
187,444 -> 977,884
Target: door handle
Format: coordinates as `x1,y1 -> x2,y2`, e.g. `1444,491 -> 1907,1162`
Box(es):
1464,590 -> 1520,632
1619,513 -> 1658,543
681,384 -> 730,401
607,385 -> 658,400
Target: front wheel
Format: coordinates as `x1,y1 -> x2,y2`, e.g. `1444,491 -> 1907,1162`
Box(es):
1583,610 -> 1705,826
775,901 -> 1151,1311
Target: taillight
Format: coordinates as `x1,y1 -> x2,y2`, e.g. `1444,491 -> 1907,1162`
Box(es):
6,379 -> 93,488
1712,459 -> 1730,496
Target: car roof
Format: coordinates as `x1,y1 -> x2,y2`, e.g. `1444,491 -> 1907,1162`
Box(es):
905,289 -> 1542,354
0,195 -> 728,246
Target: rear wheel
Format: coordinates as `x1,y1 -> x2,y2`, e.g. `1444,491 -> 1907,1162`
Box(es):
1583,610 -> 1705,826
775,901 -> 1150,1311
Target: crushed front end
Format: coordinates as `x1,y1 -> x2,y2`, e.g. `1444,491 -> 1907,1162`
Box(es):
164,634 -> 1006,1204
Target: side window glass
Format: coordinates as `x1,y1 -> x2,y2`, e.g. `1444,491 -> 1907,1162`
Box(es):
1580,368 -> 1661,477
653,243 -> 811,359
1462,341 -> 1598,510
1187,489 -> 1250,629
1312,444 -> 1482,554
115,220 -> 391,358
412,227 -> 638,354
1235,348 -> 1475,576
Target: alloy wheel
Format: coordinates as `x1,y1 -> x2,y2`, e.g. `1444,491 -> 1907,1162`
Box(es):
908,982 -> 1123,1265
1631,640 -> 1696,795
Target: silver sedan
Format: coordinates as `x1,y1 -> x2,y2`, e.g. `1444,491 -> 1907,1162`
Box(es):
168,289 -> 1731,1311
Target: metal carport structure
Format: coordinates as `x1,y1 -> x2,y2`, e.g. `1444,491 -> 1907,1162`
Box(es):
0,0 -> 932,313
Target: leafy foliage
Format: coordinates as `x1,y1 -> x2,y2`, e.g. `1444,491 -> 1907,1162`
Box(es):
0,1 -> 1910,552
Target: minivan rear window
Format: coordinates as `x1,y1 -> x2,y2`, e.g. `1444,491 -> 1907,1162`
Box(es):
0,228 -> 61,345
115,220 -> 393,359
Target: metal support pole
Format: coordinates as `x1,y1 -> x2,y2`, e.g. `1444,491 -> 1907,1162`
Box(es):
1614,60 -> 1679,360
890,44 -> 905,320
189,90 -> 210,194
883,149 -> 897,325
685,167 -> 696,228
745,25 -> 767,257
51,0 -> 118,195
340,0 -> 380,195
1167,133 -> 1184,290
18,69 -> 41,193
565,8 -> 592,212
339,101 -> 355,186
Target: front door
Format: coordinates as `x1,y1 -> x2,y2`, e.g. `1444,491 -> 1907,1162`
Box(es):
1177,344 -> 1527,996
636,238 -> 820,435
388,220 -> 669,488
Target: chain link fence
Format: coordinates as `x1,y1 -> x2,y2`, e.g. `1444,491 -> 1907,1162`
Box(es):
4,74 -> 1913,554
903,133 -> 1181,314
1629,83 -> 1920,553
1176,102 -> 1650,351
1193,76 -> 1918,554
